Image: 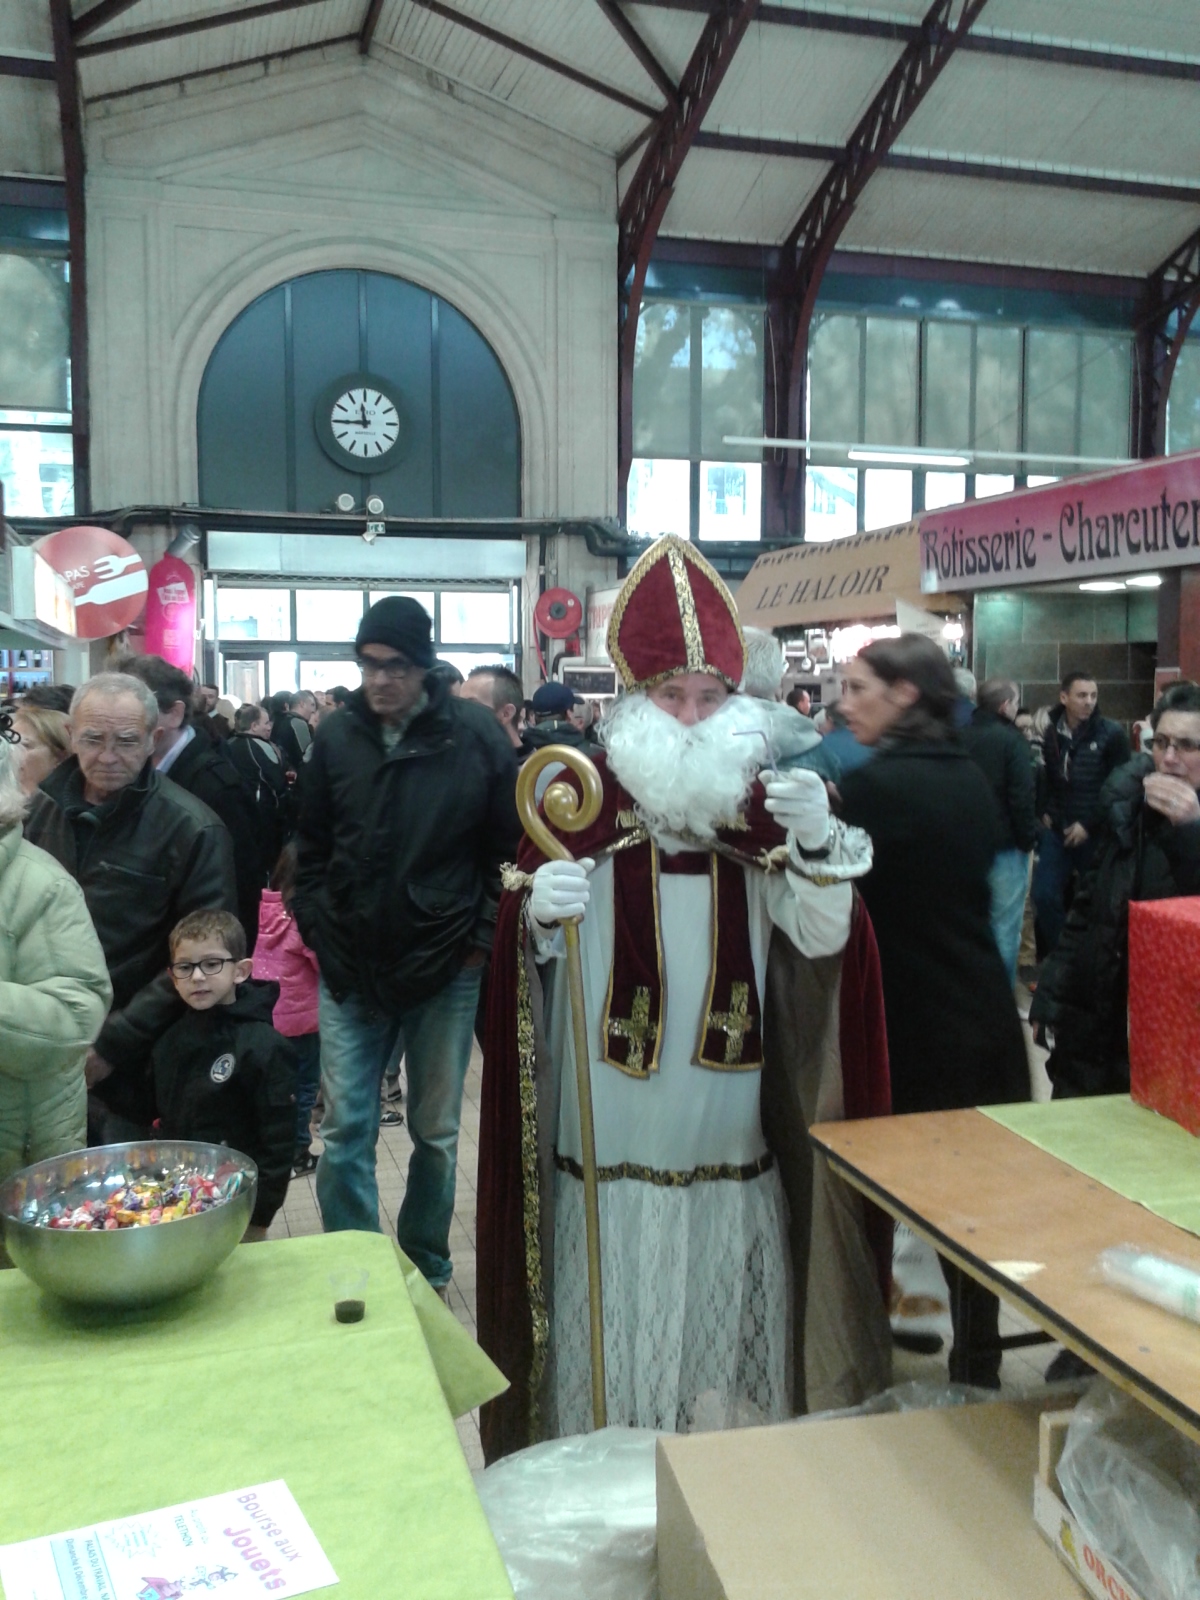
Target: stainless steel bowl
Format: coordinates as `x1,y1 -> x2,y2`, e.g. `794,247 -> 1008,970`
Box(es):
0,1142 -> 257,1308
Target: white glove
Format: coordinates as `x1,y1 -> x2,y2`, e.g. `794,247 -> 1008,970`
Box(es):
530,857 -> 594,925
764,770 -> 832,851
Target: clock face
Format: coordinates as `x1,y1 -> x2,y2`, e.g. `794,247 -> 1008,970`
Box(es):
330,386 -> 400,461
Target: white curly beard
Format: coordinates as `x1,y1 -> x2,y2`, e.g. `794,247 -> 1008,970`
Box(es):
599,690 -> 772,843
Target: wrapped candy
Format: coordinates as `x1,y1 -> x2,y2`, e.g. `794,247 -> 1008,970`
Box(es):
35,1168 -> 233,1231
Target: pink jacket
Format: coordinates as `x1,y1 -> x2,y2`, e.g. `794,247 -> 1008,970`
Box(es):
252,890 -> 320,1036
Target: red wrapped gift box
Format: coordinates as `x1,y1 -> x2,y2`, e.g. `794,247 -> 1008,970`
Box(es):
1128,897 -> 1200,1135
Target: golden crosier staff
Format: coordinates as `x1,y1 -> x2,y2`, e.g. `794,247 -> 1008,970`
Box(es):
515,743 -> 607,1430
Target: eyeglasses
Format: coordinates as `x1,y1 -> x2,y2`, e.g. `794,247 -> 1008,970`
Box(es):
359,657 -> 417,681
76,731 -> 148,753
168,956 -> 235,979
1151,734 -> 1200,756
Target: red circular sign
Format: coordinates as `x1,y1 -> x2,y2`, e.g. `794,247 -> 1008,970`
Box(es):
34,525 -> 149,639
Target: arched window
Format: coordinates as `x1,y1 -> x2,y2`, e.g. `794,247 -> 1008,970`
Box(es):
198,269 -> 520,516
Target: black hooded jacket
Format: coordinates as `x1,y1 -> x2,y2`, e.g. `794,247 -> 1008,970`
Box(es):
1030,755 -> 1200,1098
1042,706 -> 1130,832
292,678 -> 520,1014
151,978 -> 296,1228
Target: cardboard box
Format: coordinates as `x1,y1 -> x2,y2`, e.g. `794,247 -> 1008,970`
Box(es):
1032,1409 -> 1148,1600
657,1401 -> 1082,1600
1128,898 -> 1200,1135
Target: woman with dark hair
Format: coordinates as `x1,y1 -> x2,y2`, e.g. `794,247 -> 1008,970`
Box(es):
1031,680 -> 1200,1100
837,633 -> 1029,1386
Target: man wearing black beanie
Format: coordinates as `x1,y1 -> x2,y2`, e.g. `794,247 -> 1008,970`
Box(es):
293,596 -> 520,1289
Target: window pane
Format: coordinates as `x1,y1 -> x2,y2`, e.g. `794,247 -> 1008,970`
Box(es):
369,590 -> 434,618
923,323 -> 972,451
439,649 -> 515,677
632,301 -> 692,458
700,306 -> 762,460
974,327 -> 1021,458
1079,333 -> 1131,461
1026,474 -> 1059,487
1167,341 -> 1200,454
300,660 -> 361,694
1026,329 -> 1079,459
216,588 -> 290,641
295,588 -> 365,642
864,318 -> 918,448
0,427 -> 73,515
974,474 -> 1015,499
268,651 -> 298,694
440,591 -> 512,644
223,659 -> 263,705
626,457 -> 690,540
0,254 -> 69,411
698,462 -> 761,542
924,471 -> 966,510
863,468 -> 912,531
808,315 -> 860,445
806,466 -> 858,541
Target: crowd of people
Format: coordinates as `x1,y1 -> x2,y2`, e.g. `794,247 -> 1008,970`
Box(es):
1,539 -> 1196,1459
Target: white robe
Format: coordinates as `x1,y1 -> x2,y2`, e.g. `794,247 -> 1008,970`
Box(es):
534,838 -> 854,1435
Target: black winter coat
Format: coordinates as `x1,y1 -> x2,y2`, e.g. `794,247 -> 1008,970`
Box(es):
959,708 -> 1038,852
293,680 -> 520,1014
151,979 -> 296,1228
165,731 -> 267,949
1042,707 -> 1130,832
1030,756 -> 1200,1098
25,758 -> 237,1122
226,732 -> 294,876
838,741 -> 1030,1115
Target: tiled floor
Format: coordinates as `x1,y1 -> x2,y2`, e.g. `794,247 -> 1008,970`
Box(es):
268,1044 -> 486,1469
271,989 -> 1065,1472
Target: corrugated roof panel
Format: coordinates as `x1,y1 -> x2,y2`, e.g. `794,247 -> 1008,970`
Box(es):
979,0 -> 1200,61
704,24 -> 901,145
624,2 -> 709,80
901,52 -> 1200,184
840,168 -> 1200,276
77,0 -> 361,99
377,0 -> 651,153
659,148 -> 827,246
0,79 -> 65,177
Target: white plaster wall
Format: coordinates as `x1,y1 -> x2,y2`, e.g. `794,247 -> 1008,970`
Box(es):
83,48 -> 619,522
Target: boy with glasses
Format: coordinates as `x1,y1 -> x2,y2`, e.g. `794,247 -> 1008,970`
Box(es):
153,909 -> 297,1240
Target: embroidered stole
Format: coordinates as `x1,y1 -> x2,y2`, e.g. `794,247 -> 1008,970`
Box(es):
600,839 -> 763,1077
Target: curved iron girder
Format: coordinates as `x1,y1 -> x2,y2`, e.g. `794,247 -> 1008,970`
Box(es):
617,0 -> 759,501
765,0 -> 990,534
1134,221 -> 1200,459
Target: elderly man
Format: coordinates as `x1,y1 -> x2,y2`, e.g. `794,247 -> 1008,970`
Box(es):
25,672 -> 236,1141
479,537 -> 890,1460
293,596 -> 519,1289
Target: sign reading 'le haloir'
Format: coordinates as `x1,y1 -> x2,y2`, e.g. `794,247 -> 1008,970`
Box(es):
737,522 -> 924,629
920,449 -> 1200,594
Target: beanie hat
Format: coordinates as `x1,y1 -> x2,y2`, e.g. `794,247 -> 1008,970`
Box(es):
356,596 -> 434,668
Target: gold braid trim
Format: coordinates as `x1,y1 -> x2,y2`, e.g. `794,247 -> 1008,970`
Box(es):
555,1150 -> 774,1187
514,900 -> 549,1440
501,862 -> 534,892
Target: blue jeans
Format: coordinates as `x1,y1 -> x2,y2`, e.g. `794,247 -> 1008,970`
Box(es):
988,849 -> 1031,988
315,966 -> 481,1287
1032,830 -> 1095,956
290,1032 -> 321,1155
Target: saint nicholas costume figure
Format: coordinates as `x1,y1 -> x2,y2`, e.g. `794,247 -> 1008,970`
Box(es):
478,536 -> 892,1460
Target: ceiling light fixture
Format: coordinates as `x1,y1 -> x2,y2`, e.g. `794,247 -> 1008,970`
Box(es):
1079,580 -> 1126,593
847,447 -> 971,468
1125,573 -> 1163,589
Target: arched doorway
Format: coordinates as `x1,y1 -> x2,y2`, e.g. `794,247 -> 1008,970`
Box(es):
197,269 -> 521,516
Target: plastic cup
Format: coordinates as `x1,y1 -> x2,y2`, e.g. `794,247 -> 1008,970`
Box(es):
330,1266 -> 369,1323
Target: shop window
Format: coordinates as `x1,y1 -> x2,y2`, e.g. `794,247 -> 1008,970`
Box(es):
626,457 -> 690,540
1166,340 -> 1200,454
805,465 -> 858,541
440,591 -> 512,645
295,588 -> 365,642
863,469 -> 912,531
924,471 -> 967,511
698,462 -> 761,542
216,588 -> 290,641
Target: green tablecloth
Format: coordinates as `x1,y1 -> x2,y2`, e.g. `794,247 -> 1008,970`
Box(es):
0,1230 -> 513,1600
983,1095 -> 1200,1237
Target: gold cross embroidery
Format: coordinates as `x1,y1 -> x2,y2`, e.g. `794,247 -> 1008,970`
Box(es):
707,981 -> 754,1066
608,985 -> 658,1074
